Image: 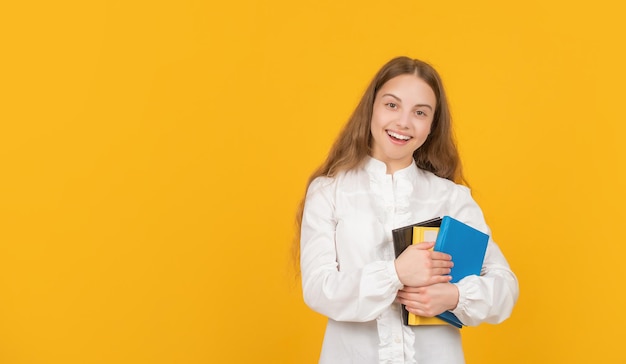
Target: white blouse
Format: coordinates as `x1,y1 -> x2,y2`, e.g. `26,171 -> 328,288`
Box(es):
300,157 -> 519,364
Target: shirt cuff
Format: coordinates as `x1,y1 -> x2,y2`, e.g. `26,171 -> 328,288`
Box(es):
386,260 -> 404,290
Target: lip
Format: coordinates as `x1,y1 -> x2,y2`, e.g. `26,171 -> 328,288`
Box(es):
386,130 -> 412,144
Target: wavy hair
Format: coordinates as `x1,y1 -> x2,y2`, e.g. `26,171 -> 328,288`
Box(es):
292,56 -> 466,274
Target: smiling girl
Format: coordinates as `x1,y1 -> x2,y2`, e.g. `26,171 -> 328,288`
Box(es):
296,56 -> 518,364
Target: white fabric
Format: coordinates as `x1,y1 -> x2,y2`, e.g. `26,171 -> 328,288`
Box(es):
300,157 -> 519,364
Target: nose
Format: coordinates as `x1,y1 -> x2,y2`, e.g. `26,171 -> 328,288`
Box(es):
395,111 -> 411,129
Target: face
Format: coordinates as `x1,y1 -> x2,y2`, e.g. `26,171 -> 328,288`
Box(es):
370,74 -> 436,174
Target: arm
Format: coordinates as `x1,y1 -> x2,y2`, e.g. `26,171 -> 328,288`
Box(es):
451,240 -> 519,325
300,178 -> 401,322
395,282 -> 459,318
396,187 -> 519,325
300,178 -> 452,322
396,241 -> 517,325
447,187 -> 519,326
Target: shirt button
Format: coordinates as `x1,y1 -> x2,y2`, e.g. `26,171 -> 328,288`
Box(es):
386,206 -> 393,212
394,336 -> 401,343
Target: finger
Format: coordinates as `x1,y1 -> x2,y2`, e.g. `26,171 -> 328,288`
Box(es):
432,260 -> 454,268
400,286 -> 422,293
432,267 -> 452,276
398,291 -> 421,301
396,296 -> 411,307
412,241 -> 435,250
406,304 -> 429,316
401,298 -> 421,311
406,293 -> 422,302
430,275 -> 452,285
431,251 -> 452,260
396,291 -> 409,299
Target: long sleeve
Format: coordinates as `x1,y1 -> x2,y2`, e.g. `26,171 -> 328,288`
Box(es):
300,177 -> 404,322
447,187 -> 520,326
451,241 -> 519,325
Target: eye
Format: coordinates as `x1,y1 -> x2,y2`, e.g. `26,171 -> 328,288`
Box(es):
415,110 -> 428,117
385,102 -> 398,109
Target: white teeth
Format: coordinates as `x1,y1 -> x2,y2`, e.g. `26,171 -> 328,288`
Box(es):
387,131 -> 411,140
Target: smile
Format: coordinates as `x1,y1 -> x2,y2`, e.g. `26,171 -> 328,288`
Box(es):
387,130 -> 412,141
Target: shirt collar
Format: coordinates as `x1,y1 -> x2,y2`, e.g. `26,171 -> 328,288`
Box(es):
363,156 -> 419,180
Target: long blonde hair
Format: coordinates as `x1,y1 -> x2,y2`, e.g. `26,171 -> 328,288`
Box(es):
292,56 -> 466,273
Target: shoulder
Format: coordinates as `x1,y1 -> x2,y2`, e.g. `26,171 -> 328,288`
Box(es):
417,168 -> 471,198
306,167 -> 367,200
307,175 -> 335,195
303,170 -> 359,216
418,169 -> 490,232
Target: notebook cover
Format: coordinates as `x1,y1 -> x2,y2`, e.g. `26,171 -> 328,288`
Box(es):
434,216 -> 488,284
392,217 -> 442,259
407,226 -> 448,326
432,216 -> 489,327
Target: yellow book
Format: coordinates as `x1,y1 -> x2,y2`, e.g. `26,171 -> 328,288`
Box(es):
407,226 -> 448,326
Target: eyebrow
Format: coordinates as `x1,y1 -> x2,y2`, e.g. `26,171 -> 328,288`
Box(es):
382,93 -> 433,111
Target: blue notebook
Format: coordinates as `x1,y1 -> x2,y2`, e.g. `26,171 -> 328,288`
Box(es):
435,216 -> 489,284
433,216 -> 489,327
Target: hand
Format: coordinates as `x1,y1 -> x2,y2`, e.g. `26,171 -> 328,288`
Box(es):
394,242 -> 453,287
396,283 -> 460,317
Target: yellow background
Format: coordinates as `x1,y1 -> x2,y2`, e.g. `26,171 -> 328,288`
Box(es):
1,1 -> 625,363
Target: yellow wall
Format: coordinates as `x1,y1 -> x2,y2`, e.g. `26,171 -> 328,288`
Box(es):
1,1 -> 625,363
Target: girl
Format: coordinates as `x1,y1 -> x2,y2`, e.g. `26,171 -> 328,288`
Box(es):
296,56 -> 518,363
